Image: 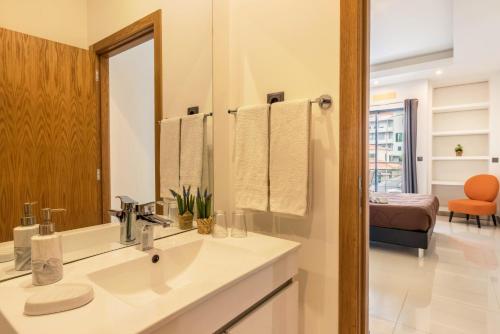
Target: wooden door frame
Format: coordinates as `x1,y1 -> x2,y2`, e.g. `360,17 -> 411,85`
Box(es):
339,0 -> 370,333
90,10 -> 163,223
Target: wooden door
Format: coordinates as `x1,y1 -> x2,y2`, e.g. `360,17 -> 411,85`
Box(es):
0,28 -> 100,242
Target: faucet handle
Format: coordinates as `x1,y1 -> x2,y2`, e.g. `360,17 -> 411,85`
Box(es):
115,196 -> 137,211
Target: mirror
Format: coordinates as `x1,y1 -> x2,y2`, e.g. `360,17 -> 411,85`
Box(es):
0,2 -> 213,282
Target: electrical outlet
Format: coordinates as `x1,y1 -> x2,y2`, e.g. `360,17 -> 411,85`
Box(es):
267,92 -> 285,104
187,106 -> 199,115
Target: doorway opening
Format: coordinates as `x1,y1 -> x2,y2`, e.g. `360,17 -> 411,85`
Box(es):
90,11 -> 163,222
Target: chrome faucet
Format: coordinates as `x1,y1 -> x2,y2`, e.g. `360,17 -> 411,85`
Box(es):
109,196 -> 172,249
110,196 -> 138,245
136,202 -> 173,251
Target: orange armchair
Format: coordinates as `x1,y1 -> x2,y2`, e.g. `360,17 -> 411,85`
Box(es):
448,174 -> 499,228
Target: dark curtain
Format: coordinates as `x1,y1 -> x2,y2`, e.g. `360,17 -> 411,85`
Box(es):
403,99 -> 418,193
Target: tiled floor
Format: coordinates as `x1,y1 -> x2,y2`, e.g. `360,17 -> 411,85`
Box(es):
369,215 -> 500,334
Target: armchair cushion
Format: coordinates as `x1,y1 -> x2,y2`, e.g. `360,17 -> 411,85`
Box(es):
448,199 -> 496,216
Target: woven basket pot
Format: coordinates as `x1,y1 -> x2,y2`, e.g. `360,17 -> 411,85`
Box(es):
196,217 -> 214,234
178,212 -> 193,230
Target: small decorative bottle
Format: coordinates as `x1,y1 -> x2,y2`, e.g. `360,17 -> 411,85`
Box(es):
31,208 -> 65,286
13,202 -> 39,271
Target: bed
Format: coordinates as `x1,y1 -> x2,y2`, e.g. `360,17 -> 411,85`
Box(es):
369,193 -> 440,253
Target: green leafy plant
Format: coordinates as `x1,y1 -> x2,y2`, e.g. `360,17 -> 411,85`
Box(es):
170,186 -> 195,216
455,144 -> 463,153
196,188 -> 213,219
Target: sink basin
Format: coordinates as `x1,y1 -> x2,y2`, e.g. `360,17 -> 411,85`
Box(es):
87,239 -> 263,307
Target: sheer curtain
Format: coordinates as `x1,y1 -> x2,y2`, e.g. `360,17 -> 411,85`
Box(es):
403,99 -> 418,193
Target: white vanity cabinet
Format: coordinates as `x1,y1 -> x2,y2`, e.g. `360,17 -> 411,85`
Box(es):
225,281 -> 298,334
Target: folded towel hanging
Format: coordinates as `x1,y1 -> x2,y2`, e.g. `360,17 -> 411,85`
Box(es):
234,104 -> 270,211
160,118 -> 181,198
180,114 -> 205,191
269,99 -> 311,216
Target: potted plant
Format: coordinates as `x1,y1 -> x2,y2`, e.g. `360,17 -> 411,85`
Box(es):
195,188 -> 213,234
455,144 -> 463,157
170,186 -> 195,230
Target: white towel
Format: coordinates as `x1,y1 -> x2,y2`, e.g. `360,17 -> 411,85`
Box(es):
234,104 -> 270,211
160,118 -> 180,199
180,114 -> 205,192
270,99 -> 311,216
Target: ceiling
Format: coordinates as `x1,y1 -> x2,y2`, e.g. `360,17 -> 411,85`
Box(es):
371,0 -> 500,86
371,0 -> 453,65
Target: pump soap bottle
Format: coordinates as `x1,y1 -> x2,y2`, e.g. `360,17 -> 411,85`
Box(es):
14,202 -> 39,271
31,208 -> 65,286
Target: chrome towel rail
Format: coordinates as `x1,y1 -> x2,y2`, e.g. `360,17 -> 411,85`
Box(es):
157,112 -> 213,124
227,94 -> 333,114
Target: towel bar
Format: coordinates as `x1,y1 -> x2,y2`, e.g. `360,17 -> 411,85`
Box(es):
157,112 -> 213,124
227,94 -> 333,114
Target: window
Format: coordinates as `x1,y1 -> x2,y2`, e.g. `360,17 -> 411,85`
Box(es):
369,108 -> 405,193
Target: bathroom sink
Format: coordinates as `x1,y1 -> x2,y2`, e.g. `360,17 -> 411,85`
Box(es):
0,231 -> 299,334
87,239 -> 263,307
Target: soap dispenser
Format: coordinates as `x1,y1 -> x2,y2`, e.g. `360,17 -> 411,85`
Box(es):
13,202 -> 39,271
31,208 -> 65,286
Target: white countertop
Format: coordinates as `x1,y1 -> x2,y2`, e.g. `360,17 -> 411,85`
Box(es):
0,222 -> 190,282
0,231 -> 299,334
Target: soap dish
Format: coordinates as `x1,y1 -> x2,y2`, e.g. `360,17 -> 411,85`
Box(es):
0,246 -> 14,263
24,283 -> 94,316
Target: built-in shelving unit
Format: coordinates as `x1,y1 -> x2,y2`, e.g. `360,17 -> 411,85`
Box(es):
431,81 -> 490,214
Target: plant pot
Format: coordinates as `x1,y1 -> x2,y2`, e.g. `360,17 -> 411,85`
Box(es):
196,217 -> 214,234
178,212 -> 193,230
456,151 -> 463,157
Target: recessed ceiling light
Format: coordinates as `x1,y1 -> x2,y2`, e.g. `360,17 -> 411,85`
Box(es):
435,70 -> 443,76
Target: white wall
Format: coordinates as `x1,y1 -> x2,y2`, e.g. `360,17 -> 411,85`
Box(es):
87,0 -> 213,119
0,0 -> 87,48
371,80 -> 431,194
213,0 -> 340,332
109,40 -> 155,209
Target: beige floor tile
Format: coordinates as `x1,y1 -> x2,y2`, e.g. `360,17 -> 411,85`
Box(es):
369,271 -> 409,322
371,216 -> 500,334
398,293 -> 500,333
393,323 -> 429,334
369,316 -> 396,334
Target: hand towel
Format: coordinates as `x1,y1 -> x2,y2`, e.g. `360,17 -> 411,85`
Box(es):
234,104 -> 270,211
180,114 -> 205,192
160,118 -> 181,199
270,99 -> 311,216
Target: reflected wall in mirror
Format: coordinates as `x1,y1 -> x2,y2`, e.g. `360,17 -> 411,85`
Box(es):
0,1 -> 213,282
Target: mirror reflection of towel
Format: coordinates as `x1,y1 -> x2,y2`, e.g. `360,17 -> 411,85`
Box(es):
160,118 -> 181,198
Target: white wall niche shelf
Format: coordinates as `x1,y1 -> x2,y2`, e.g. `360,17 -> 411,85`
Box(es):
432,156 -> 489,161
432,102 -> 489,114
432,130 -> 489,137
432,180 -> 464,186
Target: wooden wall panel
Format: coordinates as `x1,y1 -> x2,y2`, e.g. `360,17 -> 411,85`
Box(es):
0,28 -> 100,242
